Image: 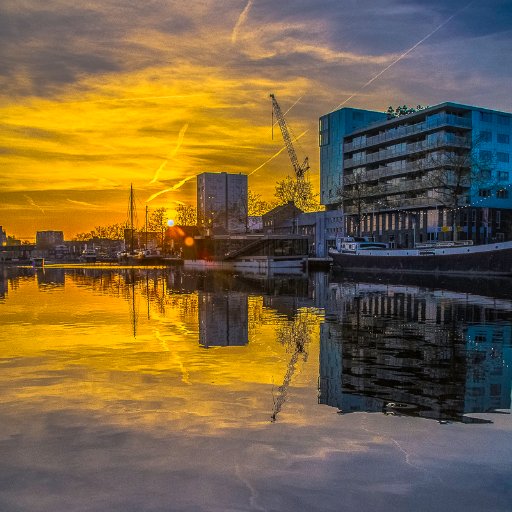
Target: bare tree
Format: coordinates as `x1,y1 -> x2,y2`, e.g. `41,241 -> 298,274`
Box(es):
175,204 -> 196,226
419,136 -> 496,240
73,223 -> 125,241
248,190 -> 273,216
149,207 -> 168,251
336,169 -> 376,237
274,175 -> 321,212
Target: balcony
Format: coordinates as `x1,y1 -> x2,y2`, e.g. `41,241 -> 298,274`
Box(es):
344,135 -> 471,169
343,113 -> 472,152
343,196 -> 440,214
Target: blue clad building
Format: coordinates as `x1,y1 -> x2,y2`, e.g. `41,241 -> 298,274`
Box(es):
319,102 -> 512,246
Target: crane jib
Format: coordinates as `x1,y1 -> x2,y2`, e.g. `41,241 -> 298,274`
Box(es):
270,94 -> 310,179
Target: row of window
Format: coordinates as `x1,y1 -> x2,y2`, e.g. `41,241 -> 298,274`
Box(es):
480,112 -> 511,125
478,188 -> 509,199
347,209 -> 504,233
479,131 -> 510,144
480,150 -> 510,163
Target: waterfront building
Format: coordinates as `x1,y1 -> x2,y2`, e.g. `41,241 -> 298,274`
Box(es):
262,201 -> 303,234
36,230 -> 64,248
197,172 -> 248,235
262,205 -> 344,257
319,102 -> 512,246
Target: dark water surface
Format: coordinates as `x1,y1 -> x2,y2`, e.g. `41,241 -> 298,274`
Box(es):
1,266 -> 511,512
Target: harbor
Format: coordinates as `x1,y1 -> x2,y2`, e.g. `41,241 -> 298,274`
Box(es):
1,265 -> 511,511
2,1 -> 512,510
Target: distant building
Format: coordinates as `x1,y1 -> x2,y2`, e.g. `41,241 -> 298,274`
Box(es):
197,172 -> 248,235
0,226 -> 6,246
262,201 -> 303,234
297,210 -> 343,257
320,102 -> 512,245
36,230 -> 64,249
261,205 -> 343,257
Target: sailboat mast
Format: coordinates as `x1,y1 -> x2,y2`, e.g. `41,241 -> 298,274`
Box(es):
145,205 -> 148,251
130,183 -> 134,253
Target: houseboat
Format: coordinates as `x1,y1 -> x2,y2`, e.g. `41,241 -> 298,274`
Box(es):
329,237 -> 512,276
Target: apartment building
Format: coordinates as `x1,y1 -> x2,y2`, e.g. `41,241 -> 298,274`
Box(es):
197,172 -> 248,235
319,102 -> 512,246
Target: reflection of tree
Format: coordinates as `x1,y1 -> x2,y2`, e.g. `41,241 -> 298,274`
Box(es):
271,311 -> 318,422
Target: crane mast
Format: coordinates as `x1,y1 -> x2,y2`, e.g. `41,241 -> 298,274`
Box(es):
270,93 -> 309,179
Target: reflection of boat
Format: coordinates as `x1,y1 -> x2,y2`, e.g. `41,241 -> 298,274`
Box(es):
383,402 -> 419,415
329,237 -> 512,276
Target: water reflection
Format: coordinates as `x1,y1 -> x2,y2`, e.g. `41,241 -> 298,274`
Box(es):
1,266 -> 511,426
319,279 -> 512,423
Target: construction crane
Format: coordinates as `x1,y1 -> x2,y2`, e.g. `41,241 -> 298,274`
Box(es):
270,93 -> 310,180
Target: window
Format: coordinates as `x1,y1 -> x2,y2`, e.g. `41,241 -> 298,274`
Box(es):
479,130 -> 492,142
480,112 -> 493,123
478,189 -> 491,197
496,189 -> 509,199
480,150 -> 493,162
496,210 -> 501,227
498,171 -> 509,181
319,116 -> 330,146
497,152 -> 509,163
497,133 -> 510,144
498,115 -> 510,126
471,210 -> 477,225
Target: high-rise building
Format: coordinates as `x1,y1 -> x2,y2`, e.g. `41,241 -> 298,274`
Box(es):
197,172 -> 248,235
319,102 -> 512,246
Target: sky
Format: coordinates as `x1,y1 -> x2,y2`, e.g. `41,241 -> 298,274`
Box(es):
1,0 -> 511,239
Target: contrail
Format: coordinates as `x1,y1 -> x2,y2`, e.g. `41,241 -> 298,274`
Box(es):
66,199 -> 99,208
150,123 -> 189,184
146,174 -> 197,203
332,1 -> 475,111
249,129 -> 309,176
273,95 -> 305,130
24,195 -> 45,214
232,0 -> 253,43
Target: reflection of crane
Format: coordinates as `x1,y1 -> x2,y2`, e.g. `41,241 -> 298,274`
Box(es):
270,315 -> 311,422
270,94 -> 309,179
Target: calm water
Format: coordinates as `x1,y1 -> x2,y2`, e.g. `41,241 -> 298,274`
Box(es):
1,266 -> 511,512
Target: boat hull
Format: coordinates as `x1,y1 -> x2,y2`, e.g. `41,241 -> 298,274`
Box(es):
330,242 -> 512,276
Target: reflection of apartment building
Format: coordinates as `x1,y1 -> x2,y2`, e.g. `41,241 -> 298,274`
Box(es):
197,172 -> 248,235
320,103 -> 512,246
465,324 -> 512,412
198,291 -> 248,347
318,283 -> 512,422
